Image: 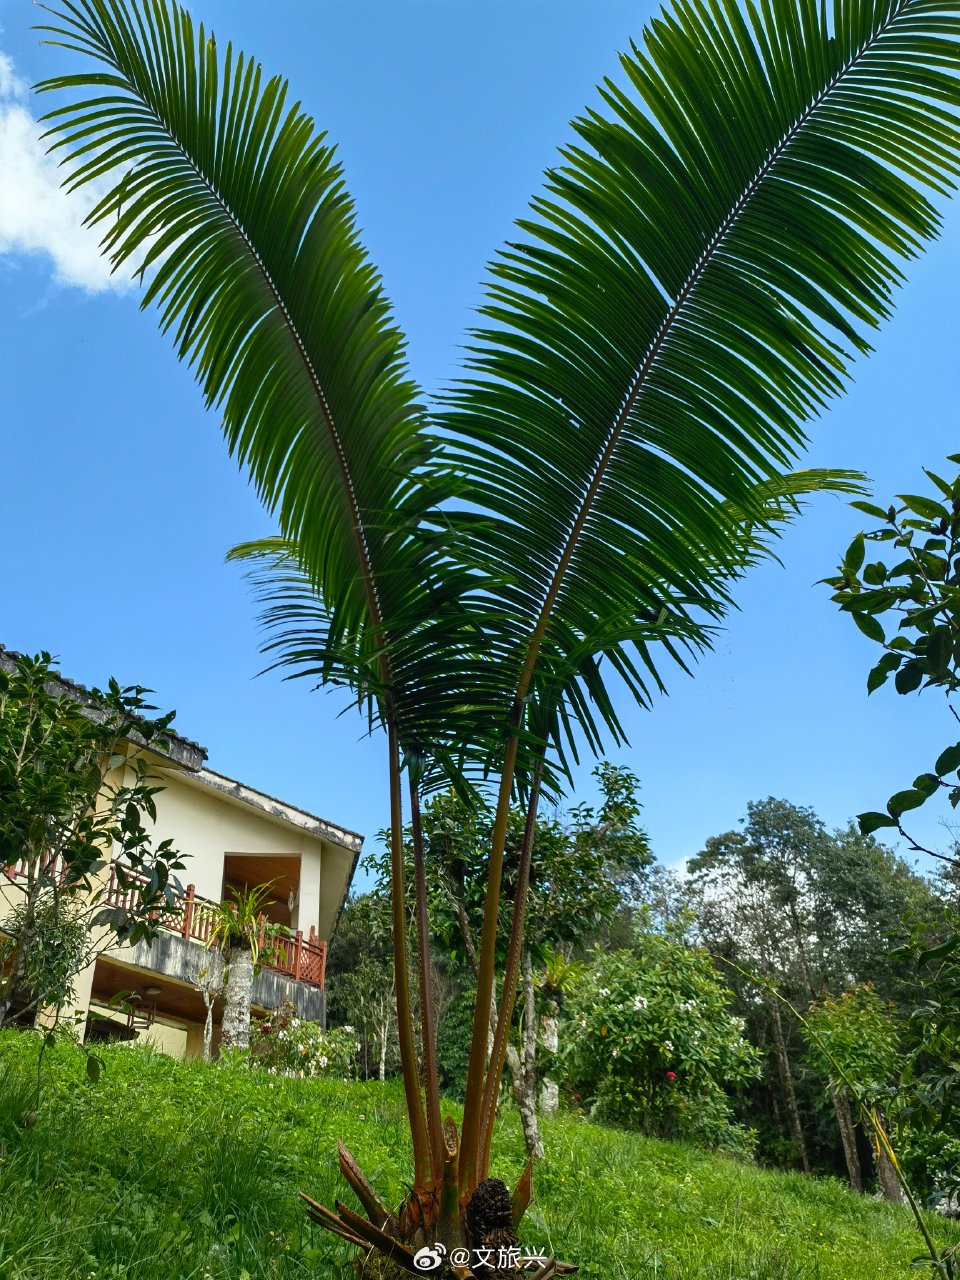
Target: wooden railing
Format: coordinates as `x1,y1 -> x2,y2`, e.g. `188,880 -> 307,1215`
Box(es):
4,857 -> 326,991
2,850 -> 68,886
102,866 -> 327,991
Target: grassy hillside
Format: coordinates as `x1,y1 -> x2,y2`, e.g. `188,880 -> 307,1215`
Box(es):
0,1032 -> 954,1279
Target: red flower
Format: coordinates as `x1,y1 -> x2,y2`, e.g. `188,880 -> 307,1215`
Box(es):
665,1071 -> 676,1079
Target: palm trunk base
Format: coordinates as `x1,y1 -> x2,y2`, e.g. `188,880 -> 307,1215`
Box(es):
300,1131 -> 577,1279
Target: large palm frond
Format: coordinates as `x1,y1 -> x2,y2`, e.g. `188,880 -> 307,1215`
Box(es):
233,465 -> 864,792
35,0 -> 471,758
441,0 -> 960,789
35,0 -> 476,1188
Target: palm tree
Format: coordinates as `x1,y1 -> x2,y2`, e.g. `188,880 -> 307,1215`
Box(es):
205,881 -> 287,1052
36,0 -> 960,1270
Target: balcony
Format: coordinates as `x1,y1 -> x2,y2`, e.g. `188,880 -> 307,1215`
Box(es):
3,856 -> 328,991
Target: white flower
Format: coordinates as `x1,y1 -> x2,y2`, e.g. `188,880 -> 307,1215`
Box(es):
633,995 -> 648,1011
664,1040 -> 674,1053
598,988 -> 610,997
291,1018 -> 301,1028
611,1047 -> 620,1057
344,1025 -> 355,1033
319,1055 -> 329,1068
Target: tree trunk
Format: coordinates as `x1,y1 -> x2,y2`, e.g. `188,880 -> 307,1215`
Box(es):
830,1083 -> 863,1192
767,995 -> 811,1174
0,891 -> 39,1027
868,1114 -> 904,1204
220,945 -> 254,1052
203,999 -> 215,1061
505,950 -> 544,1161
379,1000 -> 388,1082
198,951 -> 224,1062
539,1008 -> 559,1115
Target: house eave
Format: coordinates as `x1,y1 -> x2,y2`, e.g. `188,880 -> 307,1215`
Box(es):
178,766 -> 364,856
0,645 -> 207,772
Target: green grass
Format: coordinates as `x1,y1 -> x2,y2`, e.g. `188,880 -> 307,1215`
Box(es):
0,1031 -> 954,1279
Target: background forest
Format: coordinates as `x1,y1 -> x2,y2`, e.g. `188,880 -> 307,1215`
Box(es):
328,775 -> 960,1207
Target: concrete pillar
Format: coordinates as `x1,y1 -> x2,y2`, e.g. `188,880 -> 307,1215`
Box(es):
292,845 -> 322,934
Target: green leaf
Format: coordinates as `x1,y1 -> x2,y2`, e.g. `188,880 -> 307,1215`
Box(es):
862,562 -> 887,587
919,935 -> 960,966
927,626 -> 953,678
912,773 -> 941,800
894,664 -> 924,695
843,535 -> 866,577
857,812 -> 897,836
935,744 -> 960,777
33,0 -> 489,790
850,501 -> 890,522
897,494 -> 950,523
923,471 -> 953,500
887,789 -> 927,818
86,1054 -> 102,1084
852,611 -> 885,644
866,651 -> 901,694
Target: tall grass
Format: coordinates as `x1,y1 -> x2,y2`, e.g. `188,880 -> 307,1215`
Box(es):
0,1031 -> 955,1279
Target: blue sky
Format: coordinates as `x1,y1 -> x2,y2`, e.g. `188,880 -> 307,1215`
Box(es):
1,0 -> 959,887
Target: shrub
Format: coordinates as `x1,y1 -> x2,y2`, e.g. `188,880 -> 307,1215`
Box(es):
561,921 -> 760,1152
249,1001 -> 358,1078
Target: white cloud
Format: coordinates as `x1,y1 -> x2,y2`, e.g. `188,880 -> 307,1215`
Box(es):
0,47 -> 129,294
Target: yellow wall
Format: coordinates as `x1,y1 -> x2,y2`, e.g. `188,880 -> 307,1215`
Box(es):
148,770 -> 334,929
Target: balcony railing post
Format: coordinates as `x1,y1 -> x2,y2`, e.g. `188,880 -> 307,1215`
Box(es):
293,930 -> 303,982
320,941 -> 327,992
182,884 -> 195,939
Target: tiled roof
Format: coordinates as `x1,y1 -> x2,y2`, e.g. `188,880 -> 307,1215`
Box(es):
0,644 -> 207,771
0,645 -> 363,861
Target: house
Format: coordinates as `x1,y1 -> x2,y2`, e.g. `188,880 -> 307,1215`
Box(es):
0,647 -> 362,1057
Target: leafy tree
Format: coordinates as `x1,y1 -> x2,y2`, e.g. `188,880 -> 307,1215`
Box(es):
37,0 -> 960,1265
326,892 -> 398,1082
824,461 -> 960,860
886,911 -> 960,1204
689,798 -> 934,1184
561,919 -> 760,1151
0,650 -> 186,1027
0,896 -> 87,1019
803,986 -> 904,1202
822,464 -> 960,1229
